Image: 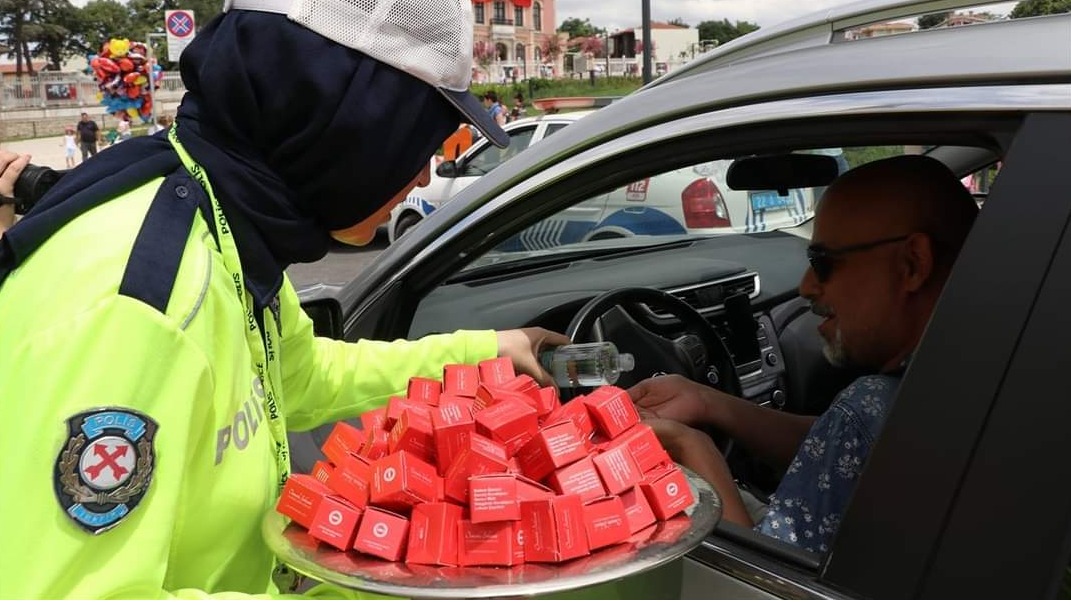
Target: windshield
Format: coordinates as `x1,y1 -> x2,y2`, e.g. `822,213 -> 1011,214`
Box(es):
461,148 -> 849,274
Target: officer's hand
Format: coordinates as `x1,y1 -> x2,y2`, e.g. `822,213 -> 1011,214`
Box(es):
0,150 -> 31,235
628,374 -> 718,427
496,327 -> 571,387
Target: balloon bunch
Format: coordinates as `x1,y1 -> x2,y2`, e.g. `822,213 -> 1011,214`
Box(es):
89,38 -> 163,123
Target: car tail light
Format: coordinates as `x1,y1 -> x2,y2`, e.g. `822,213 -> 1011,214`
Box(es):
681,178 -> 731,229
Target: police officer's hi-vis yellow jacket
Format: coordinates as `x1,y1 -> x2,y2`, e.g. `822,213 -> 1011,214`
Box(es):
0,171 -> 498,598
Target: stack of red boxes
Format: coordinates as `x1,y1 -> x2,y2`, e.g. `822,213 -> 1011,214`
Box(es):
276,357 -> 695,567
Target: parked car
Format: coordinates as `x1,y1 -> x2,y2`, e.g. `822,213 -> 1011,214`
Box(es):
293,0 -> 1071,597
388,111 -> 834,245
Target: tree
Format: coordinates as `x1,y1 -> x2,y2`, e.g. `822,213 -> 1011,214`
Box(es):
28,0 -> 84,70
1010,0 -> 1071,18
0,0 -> 37,74
917,11 -> 952,28
473,40 -> 495,80
667,17 -> 689,27
540,35 -> 563,65
79,0 -> 134,56
558,17 -> 603,38
696,18 -> 759,46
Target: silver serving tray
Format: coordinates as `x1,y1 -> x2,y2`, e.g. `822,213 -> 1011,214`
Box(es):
263,467 -> 720,599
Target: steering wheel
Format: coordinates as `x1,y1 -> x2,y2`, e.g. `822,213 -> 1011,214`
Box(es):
565,287 -> 742,397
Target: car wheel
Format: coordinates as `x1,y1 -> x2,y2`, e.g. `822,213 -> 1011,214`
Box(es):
394,212 -> 423,240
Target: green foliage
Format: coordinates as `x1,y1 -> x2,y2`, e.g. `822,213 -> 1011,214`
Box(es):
842,146 -> 905,170
472,76 -> 643,111
696,18 -> 759,46
1010,0 -> 1071,18
667,17 -> 689,27
558,17 -> 604,38
917,11 -> 952,28
80,0 -> 133,54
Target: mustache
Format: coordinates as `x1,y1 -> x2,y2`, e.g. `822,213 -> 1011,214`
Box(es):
811,302 -> 834,318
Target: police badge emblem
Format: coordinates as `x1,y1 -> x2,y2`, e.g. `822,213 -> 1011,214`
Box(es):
53,408 -> 157,534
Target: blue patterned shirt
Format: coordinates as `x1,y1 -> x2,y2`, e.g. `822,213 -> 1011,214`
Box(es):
755,374 -> 901,553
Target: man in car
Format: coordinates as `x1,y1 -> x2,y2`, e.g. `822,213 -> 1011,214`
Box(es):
631,154 -> 980,553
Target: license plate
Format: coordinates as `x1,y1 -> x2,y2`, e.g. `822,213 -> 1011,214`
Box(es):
749,190 -> 796,212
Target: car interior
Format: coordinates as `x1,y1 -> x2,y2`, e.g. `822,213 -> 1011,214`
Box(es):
293,110 -> 1010,574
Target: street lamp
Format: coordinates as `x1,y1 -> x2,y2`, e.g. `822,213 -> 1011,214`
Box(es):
641,0 -> 652,84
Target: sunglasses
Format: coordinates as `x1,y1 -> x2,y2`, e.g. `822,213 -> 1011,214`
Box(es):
806,234 -> 912,282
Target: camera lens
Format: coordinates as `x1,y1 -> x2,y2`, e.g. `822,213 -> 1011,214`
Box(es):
12,165 -> 66,214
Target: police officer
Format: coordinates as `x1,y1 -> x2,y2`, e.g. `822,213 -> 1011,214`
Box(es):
0,0 -> 568,597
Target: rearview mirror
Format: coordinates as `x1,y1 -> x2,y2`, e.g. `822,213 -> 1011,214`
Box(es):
727,154 -> 840,195
436,160 -> 458,178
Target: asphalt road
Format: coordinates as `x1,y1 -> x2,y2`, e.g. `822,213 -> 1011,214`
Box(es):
3,135 -> 388,287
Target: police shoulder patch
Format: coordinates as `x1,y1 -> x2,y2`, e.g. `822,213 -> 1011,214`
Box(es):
53,408 -> 157,534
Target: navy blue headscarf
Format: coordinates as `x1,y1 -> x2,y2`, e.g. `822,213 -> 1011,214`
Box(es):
4,10 -> 460,304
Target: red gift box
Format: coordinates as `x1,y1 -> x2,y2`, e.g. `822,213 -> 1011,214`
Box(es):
477,357 -> 515,386
612,424 -> 672,473
360,428 -> 391,460
353,506 -> 409,561
327,453 -> 374,509
527,387 -> 561,418
406,502 -> 463,566
321,422 -> 365,466
407,376 -> 442,406
388,409 -> 435,462
359,407 -> 388,432
520,494 -> 589,563
592,444 -> 643,495
581,496 -> 630,550
543,400 -> 595,440
309,495 -> 363,551
371,450 -> 440,510
640,465 -> 694,520
276,474 -> 333,529
582,386 -> 640,439
386,396 -> 432,430
468,473 -> 520,523
311,460 -> 334,484
432,402 -> 473,476
517,475 -> 556,501
474,398 -> 539,456
515,420 -> 588,481
458,519 -> 518,567
547,456 -> 606,503
443,364 -> 480,398
619,486 -> 657,534
443,434 -> 510,503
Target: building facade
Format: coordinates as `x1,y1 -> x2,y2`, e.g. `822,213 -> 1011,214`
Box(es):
472,0 -> 562,82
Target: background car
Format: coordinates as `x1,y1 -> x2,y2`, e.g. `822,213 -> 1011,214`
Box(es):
388,111 -> 835,245
294,0 -> 1071,597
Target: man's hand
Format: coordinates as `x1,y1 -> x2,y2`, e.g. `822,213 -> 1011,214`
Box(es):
496,328 -> 571,387
628,374 -> 717,426
0,151 -> 31,236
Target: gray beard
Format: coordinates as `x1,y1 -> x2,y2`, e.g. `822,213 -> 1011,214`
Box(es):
822,327 -> 848,368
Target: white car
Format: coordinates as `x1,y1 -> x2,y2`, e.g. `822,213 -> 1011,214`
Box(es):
388,111 -> 839,246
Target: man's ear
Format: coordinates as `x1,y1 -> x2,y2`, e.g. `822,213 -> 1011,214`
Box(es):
901,232 -> 936,292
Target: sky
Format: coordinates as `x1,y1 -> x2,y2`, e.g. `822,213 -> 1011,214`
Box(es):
556,0 -> 1019,33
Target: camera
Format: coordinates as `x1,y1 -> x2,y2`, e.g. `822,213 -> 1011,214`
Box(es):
2,164 -> 68,215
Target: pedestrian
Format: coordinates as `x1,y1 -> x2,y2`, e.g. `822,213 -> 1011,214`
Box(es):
0,0 -> 566,598
75,112 -> 100,160
116,114 -> 132,142
509,92 -> 525,122
483,90 -> 507,126
62,126 -> 77,167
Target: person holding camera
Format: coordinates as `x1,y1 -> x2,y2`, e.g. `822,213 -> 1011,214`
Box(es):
0,1 -> 571,598
0,150 -> 30,236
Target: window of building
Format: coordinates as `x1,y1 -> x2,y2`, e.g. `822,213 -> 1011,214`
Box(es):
534,47 -> 542,63
514,5 -> 524,27
474,3 -> 484,23
533,2 -> 542,31
515,43 -> 525,63
496,42 -> 508,60
493,1 -> 506,24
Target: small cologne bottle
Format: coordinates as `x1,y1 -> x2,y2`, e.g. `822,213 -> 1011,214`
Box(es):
540,342 -> 636,388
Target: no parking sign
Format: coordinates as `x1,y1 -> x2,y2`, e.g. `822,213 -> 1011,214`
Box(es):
165,10 -> 196,62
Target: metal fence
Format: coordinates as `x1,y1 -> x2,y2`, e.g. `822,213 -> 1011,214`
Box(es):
1,71 -> 185,110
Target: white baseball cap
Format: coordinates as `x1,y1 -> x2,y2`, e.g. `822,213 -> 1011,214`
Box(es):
223,0 -> 510,148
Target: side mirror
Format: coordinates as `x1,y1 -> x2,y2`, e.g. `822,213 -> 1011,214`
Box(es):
436,160 -> 458,178
300,297 -> 344,339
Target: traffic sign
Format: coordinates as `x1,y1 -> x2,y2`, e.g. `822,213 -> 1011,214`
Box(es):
165,10 -> 196,62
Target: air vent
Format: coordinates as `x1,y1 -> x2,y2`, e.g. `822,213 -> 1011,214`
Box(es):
648,272 -> 760,318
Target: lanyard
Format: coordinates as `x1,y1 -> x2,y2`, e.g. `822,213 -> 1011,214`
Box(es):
168,125 -> 291,491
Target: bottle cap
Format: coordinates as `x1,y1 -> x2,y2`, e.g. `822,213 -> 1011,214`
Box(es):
619,353 -> 635,372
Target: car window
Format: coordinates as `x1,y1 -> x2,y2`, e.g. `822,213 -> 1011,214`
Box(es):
543,123 -> 571,139
462,126 -> 536,176
476,149 -> 848,261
